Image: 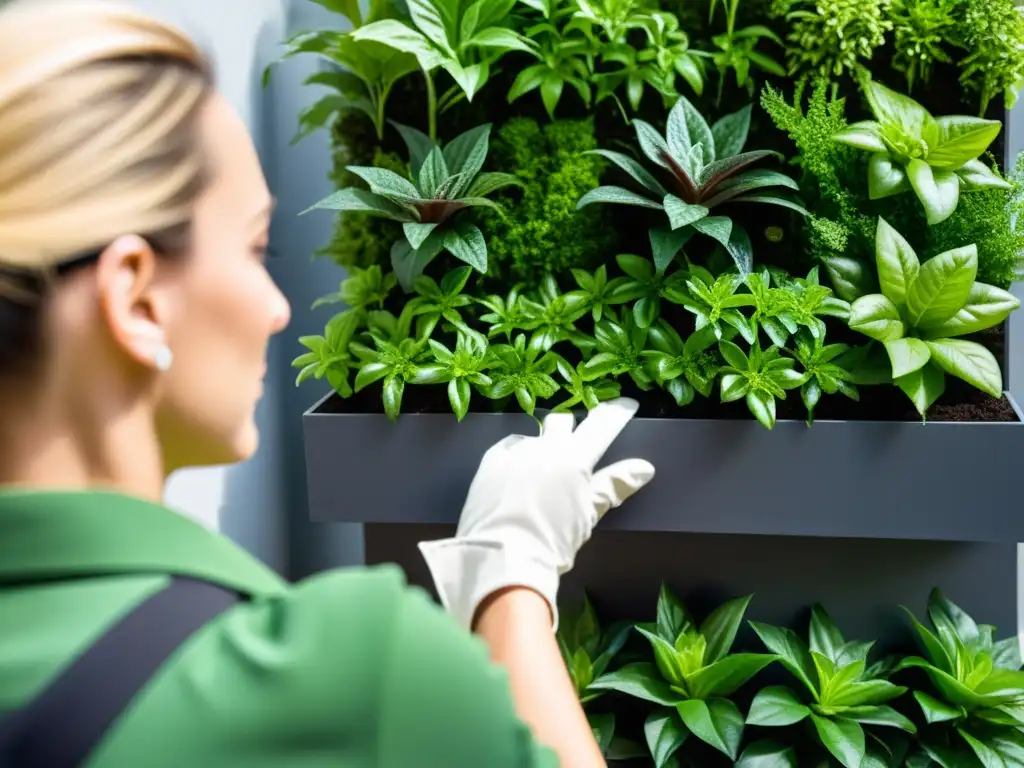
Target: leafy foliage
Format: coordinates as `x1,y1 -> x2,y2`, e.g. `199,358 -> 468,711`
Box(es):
477,118 -> 619,286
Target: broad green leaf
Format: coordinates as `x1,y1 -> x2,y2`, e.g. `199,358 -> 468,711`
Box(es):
700,595 -> 753,664
896,657 -> 989,709
418,147 -> 449,198
460,0 -> 515,37
351,21 -> 440,68
676,698 -> 745,759
382,374 -> 405,421
849,294 -> 906,342
925,339 -> 1002,397
913,691 -> 965,724
589,662 -> 684,706
863,80 -> 935,141
907,245 -> 978,327
577,185 -> 663,210
442,123 -> 490,181
667,95 -> 715,168
645,710 -> 688,768
634,119 -> 674,170
639,627 -> 687,687
907,159 -> 960,226
404,222 -> 439,250
885,338 -> 932,378
823,254 -> 878,302
923,283 -> 1021,338
746,389 -> 776,429
656,584 -> 691,642
841,705 -> 917,732
468,26 -> 535,53
391,232 -> 446,292
588,149 -> 669,197
895,362 -> 946,416
719,340 -> 748,370
724,224 -> 754,277
730,193 -> 809,216
875,217 -> 920,307
443,221 -> 488,272
348,165 -> 422,201
664,195 -> 710,230
736,740 -> 798,768
720,373 -> 749,402
957,158 -> 1013,190
928,116 -> 1002,170
406,0 -> 454,53
508,63 -> 547,103
712,169 -> 800,198
650,227 -> 694,274
829,678 -> 907,708
301,187 -> 415,219
809,605 -> 846,662
811,714 -> 866,768
710,104 -> 751,159
389,120 -> 436,177
960,729 -> 1006,768
833,121 -> 888,152
690,216 -> 733,248
993,637 -> 1024,671
746,686 -> 811,726
868,154 -> 911,200
465,171 -> 521,197
749,622 -> 818,696
902,606 -> 955,673
689,653 -> 778,699
928,589 -> 981,647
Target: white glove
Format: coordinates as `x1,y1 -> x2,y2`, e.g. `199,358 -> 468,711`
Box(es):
418,397 -> 655,632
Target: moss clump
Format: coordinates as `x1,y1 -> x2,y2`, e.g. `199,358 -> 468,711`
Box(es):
316,112 -> 407,270
477,117 -> 619,287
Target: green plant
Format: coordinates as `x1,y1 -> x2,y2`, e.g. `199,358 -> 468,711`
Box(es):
412,331 -> 494,419
703,0 -> 786,104
304,122 -> 521,290
551,357 -> 623,411
478,118 -> 618,286
292,309 -> 362,395
483,331 -> 561,415
520,274 -> 594,349
351,334 -> 430,422
589,586 -> 777,763
405,265 -> 477,339
351,0 -> 535,137
641,321 -> 719,406
578,96 -> 806,275
746,267 -> 851,347
954,0 -> 1024,114
790,330 -> 859,425
770,0 -> 894,80
888,0 -> 960,93
832,78 -> 1009,225
847,218 -> 1020,417
749,606 -> 916,768
664,264 -> 758,344
265,0 -> 419,141
584,308 -> 655,390
718,339 -> 806,429
898,589 -> 1024,766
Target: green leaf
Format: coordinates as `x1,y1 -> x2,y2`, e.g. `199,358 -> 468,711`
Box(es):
508,63 -> 547,103
540,73 -> 563,118
645,710 -> 688,768
442,123 -> 490,181
589,662 -> 684,706
885,338 -> 932,378
833,120 -> 888,152
690,216 -> 733,249
664,196 -> 710,230
443,220 -> 488,273
731,193 -> 809,216
676,698 -> 745,759
418,146 -> 449,198
382,374 -> 405,421
809,605 -> 845,662
404,222 -> 439,250
829,679 -> 907,708
823,255 -> 878,302
928,589 -> 981,647
895,362 -> 947,417
849,294 -> 906,342
875,217 -> 920,308
650,227 -> 694,274
588,149 -> 669,197
736,740 -> 798,768
577,185 -> 662,210
448,377 -> 471,420
863,80 -> 935,141
308,0 -> 363,25
746,686 -> 811,726
749,622 -> 818,697
922,283 -> 1021,338
465,171 -> 521,197
468,26 -> 535,53
907,159 -> 960,226
352,21 -> 441,68
301,187 -> 414,219
993,637 -> 1023,671
906,245 -> 978,328
913,691 -> 965,724
721,373 -> 750,402
811,714 -> 866,768
928,116 -> 1002,170
391,231 -> 446,292
689,653 -> 779,699
667,95 -> 716,168
957,159 -> 1013,190
925,339 -> 1002,397
634,119 -> 674,170
656,583 -> 691,642
711,104 -> 751,159
719,340 -> 748,370
960,729 -> 1006,768
868,154 -> 911,200
389,121 -> 436,177
406,0 -> 454,52
348,165 -> 422,201
700,595 -> 753,665
746,389 -> 776,429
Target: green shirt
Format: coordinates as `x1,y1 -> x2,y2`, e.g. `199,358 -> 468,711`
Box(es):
0,489 -> 559,768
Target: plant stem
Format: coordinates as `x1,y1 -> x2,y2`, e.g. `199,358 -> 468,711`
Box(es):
424,68 -> 438,141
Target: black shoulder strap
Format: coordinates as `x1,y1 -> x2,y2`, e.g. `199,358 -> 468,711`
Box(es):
0,576 -> 242,768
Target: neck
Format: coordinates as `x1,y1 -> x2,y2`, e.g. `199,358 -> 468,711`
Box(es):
0,379 -> 165,502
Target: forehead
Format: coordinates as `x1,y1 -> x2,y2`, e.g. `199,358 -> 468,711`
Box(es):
196,92 -> 270,222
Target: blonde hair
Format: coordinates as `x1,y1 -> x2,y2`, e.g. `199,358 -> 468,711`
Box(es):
0,0 -> 213,372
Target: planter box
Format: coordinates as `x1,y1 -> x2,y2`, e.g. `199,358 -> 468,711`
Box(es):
304,392 -> 1024,646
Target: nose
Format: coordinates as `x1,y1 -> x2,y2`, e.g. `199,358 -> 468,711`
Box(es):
270,282 -> 291,334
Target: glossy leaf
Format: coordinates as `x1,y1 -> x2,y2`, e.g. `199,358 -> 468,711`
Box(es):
885,338 -> 932,378
700,595 -> 753,665
926,339 -> 1002,398
676,698 -> 744,759
849,294 -> 906,342
645,710 -> 688,768
923,283 -> 1021,338
811,714 -> 865,768
749,622 -> 818,696
578,185 -> 663,210
906,245 -> 978,328
875,217 -> 920,307
746,685 -> 811,726
895,362 -> 946,417
907,159 -> 960,225
689,653 -> 778,699
928,116 -> 1002,169
589,662 -> 684,706
735,740 -> 798,768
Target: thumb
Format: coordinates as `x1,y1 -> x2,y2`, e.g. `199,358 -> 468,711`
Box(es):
590,458 -> 655,520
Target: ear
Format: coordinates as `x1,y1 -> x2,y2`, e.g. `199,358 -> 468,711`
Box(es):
94,235 -> 170,372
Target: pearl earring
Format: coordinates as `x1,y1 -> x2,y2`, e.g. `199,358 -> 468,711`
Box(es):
154,345 -> 174,372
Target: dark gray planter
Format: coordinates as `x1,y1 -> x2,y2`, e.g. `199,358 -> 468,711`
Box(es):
304,392 -> 1024,647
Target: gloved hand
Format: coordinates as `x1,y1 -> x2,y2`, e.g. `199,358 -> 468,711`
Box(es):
418,398 -> 655,632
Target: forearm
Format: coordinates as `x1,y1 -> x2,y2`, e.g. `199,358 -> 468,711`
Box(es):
474,587 -> 606,768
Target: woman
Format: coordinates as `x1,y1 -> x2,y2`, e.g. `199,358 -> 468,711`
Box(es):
0,2 -> 656,767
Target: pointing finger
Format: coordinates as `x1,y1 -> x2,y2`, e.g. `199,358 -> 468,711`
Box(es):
540,410 -> 576,440
570,397 -> 640,468
591,458 -> 656,520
